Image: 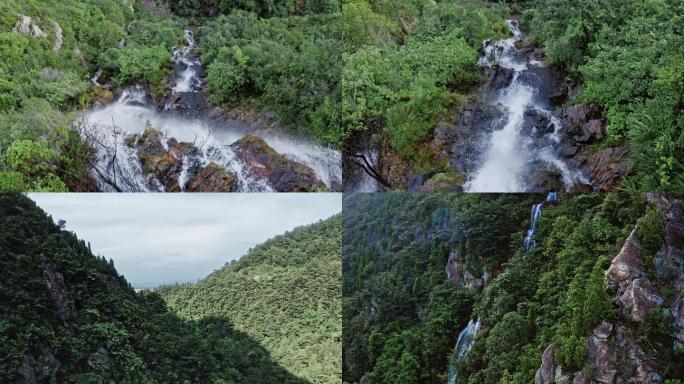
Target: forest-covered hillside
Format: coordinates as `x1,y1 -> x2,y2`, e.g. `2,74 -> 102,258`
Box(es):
157,214 -> 342,384
0,194 -> 340,383
343,192 -> 684,383
0,0 -> 341,192
342,0 -> 684,192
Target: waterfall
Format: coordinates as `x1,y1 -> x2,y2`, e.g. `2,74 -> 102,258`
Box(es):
523,202 -> 544,250
447,317 -> 481,384
446,192 -> 557,383
465,20 -> 586,192
80,30 -> 341,192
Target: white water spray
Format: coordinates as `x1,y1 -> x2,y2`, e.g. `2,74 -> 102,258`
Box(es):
466,20 -> 585,192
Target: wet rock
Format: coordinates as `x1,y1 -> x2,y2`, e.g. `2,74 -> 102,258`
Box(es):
549,84 -> 568,105
166,91 -> 206,115
558,136 -> 580,158
88,347 -> 112,371
605,227 -> 643,295
88,87 -> 114,108
618,277 -> 663,322
128,128 -> 182,191
488,65 -> 514,90
407,171 -> 438,192
527,165 -> 563,192
186,163 -> 236,192
43,260 -> 75,323
577,146 -> 630,191
534,344 -> 555,384
230,135 -> 324,192
522,106 -> 555,137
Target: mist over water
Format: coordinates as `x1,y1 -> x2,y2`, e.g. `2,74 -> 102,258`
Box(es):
465,20 -> 586,192
81,30 -> 341,192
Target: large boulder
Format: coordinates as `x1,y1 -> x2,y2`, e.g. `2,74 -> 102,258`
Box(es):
615,325 -> 662,384
127,128 -> 182,191
186,163 -> 236,192
230,135 -> 324,192
12,14 -> 46,37
577,146 -> 631,191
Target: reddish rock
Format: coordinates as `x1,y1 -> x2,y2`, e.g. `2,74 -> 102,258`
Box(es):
559,104 -> 602,129
578,146 -> 631,191
230,135 -> 324,192
615,325 -> 662,383
618,278 -> 663,322
574,119 -> 605,143
186,163 -> 236,192
128,128 -> 182,192
588,326 -> 618,384
605,227 -> 644,294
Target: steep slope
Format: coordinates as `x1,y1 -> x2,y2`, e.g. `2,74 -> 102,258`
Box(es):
342,192 -> 684,384
0,193 -> 308,384
157,215 -> 342,384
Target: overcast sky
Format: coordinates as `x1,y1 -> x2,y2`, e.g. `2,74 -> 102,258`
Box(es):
29,193 -> 341,288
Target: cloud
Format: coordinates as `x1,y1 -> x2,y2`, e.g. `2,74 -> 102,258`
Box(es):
28,193 -> 341,288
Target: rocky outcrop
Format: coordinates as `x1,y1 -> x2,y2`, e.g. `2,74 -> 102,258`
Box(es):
615,325 -> 662,383
230,135 -> 324,192
534,344 -> 555,384
588,322 -> 618,383
51,21 -> 62,53
88,347 -> 112,371
575,146 -> 630,191
12,15 -> 46,37
618,277 -> 663,322
605,227 -> 644,294
128,128 -> 183,191
186,162 -> 236,192
43,259 -> 74,323
19,348 -> 60,384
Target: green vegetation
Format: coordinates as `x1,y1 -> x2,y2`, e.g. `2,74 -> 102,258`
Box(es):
342,0 -> 509,159
0,0 -> 184,191
522,0 -> 684,191
0,194 -> 341,383
157,215 -> 342,384
198,10 -> 342,145
343,192 -> 684,383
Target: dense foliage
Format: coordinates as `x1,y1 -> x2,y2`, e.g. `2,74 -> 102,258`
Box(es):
0,0 -> 184,192
342,193 -> 535,383
168,0 -> 340,18
198,10 -> 342,145
157,215 -> 342,384
0,194 -> 323,383
343,192 -> 684,383
522,0 -> 684,191
342,0 -> 509,161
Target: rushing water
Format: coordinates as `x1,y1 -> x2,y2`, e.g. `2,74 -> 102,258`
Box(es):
447,317 -> 481,384
80,30 -> 341,192
464,20 -> 585,192
447,192 -> 557,382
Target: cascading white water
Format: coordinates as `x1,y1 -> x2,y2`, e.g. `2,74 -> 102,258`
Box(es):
446,192 -> 558,383
80,30 -> 341,192
447,317 -> 481,384
524,202 -> 543,250
465,20 -> 585,192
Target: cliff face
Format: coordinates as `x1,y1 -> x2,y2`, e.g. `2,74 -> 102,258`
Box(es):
0,194 -> 308,384
534,194 -> 684,384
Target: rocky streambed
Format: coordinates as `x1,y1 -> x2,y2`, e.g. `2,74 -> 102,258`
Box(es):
344,19 -> 631,193
82,29 -> 341,192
